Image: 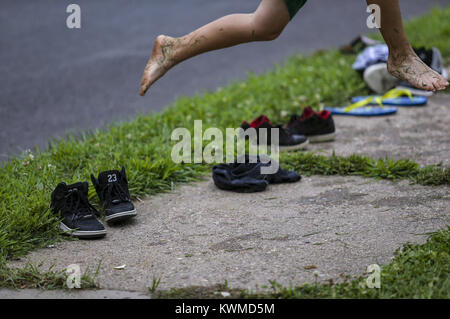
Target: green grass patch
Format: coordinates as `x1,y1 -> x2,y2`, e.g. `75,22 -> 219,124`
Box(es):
0,260 -> 100,290
0,7 -> 449,290
282,152 -> 450,186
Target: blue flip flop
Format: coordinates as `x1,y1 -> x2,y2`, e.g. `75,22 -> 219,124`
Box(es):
352,88 -> 428,106
324,106 -> 397,117
351,96 -> 427,106
325,93 -> 397,116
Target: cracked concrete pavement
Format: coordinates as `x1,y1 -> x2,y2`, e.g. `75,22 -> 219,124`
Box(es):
4,94 -> 449,298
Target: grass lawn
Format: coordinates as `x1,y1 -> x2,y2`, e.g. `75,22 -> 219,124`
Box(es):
0,7 -> 449,297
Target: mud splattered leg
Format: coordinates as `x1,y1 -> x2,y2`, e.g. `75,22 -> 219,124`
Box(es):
139,0 -> 290,96
366,0 -> 448,92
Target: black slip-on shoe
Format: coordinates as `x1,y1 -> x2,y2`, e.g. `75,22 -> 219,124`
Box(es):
288,107 -> 336,143
212,155 -> 301,193
249,154 -> 301,184
241,115 -> 309,151
91,167 -> 137,223
51,182 -> 106,239
212,161 -> 269,193
267,167 -> 302,184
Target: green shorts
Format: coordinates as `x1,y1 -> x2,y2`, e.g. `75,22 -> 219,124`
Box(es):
284,0 -> 307,19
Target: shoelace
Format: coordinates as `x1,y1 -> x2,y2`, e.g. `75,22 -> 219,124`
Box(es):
101,181 -> 129,206
62,189 -> 97,220
343,88 -> 413,112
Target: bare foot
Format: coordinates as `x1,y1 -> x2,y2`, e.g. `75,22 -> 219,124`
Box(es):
387,52 -> 449,92
140,35 -> 178,96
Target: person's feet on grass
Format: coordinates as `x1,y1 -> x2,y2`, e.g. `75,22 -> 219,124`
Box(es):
140,35 -> 177,96
387,51 -> 449,92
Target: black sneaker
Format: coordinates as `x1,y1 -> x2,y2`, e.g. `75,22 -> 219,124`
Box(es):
51,182 -> 106,239
287,107 -> 336,143
212,154 -> 301,193
241,115 -> 309,151
91,167 -> 137,223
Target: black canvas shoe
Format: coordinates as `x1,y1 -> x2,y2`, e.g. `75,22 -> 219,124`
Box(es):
241,115 -> 309,151
51,182 -> 106,239
212,155 -> 301,193
288,107 -> 336,143
91,167 -> 137,223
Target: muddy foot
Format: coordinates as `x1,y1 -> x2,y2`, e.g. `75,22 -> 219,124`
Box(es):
387,53 -> 449,92
140,35 -> 177,96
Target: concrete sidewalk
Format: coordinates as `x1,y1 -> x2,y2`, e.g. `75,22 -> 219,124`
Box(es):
0,289 -> 149,299
3,94 -> 449,298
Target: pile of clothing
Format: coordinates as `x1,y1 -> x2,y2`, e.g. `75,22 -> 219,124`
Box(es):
345,36 -> 447,96
322,36 -> 448,117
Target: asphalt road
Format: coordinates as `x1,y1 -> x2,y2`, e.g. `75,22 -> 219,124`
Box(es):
1,0 -> 448,159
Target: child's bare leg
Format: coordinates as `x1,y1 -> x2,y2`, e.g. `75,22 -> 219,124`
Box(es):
367,0 -> 448,92
140,0 -> 290,96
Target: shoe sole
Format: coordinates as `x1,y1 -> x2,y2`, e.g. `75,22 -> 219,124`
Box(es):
279,139 -> 309,152
105,209 -> 137,223
59,222 -> 107,239
307,132 -> 336,143
363,63 -> 400,94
